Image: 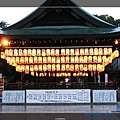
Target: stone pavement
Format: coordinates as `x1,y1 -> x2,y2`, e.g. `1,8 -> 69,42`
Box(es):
0,103 -> 120,120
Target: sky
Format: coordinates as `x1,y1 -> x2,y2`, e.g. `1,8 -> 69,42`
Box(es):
0,7 -> 120,26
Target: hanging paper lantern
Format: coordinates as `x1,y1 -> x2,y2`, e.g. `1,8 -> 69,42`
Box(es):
32,49 -> 36,56
28,49 -> 32,56
80,48 -> 84,55
66,49 -> 70,55
89,48 -> 93,55
85,48 -> 88,55
23,49 -> 28,56
37,49 -> 41,56
75,49 -> 79,55
94,48 -> 98,55
55,49 -> 59,56
14,49 -> 18,56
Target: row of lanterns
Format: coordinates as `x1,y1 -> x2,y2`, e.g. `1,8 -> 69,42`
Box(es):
4,47 -> 112,56
4,56 -> 112,64
15,64 -> 104,72
0,48 -> 119,77
2,49 -> 118,65
30,72 -> 88,77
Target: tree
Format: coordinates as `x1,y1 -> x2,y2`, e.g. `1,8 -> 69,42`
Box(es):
94,14 -> 120,26
0,20 -> 9,29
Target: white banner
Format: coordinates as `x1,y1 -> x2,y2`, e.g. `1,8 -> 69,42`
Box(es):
93,90 -> 117,103
2,90 -> 25,103
26,89 -> 91,103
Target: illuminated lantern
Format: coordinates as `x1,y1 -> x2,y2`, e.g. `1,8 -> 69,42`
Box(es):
9,49 -> 13,56
79,56 -> 83,63
70,64 -> 74,71
5,49 -> 9,56
55,49 -> 59,56
66,56 -> 69,63
48,64 -> 51,71
52,57 -> 55,63
70,49 -> 74,56
43,64 -> 47,71
56,57 -> 60,63
97,64 -> 101,72
79,64 -> 83,71
98,48 -> 103,55
61,56 -> 65,63
66,49 -> 69,55
88,56 -> 92,62
89,48 -> 93,55
94,48 -> 98,55
68,73 -> 71,76
61,64 -> 65,71
1,52 -> 5,59
25,65 -> 29,72
80,48 -> 84,55
32,49 -> 36,56
14,49 -> 18,56
104,48 -> 108,55
108,48 -> 112,55
38,57 -> 42,63
75,49 -> 79,55
39,65 -> 42,71
29,57 -> 33,63
85,48 -> 88,55
86,73 -> 88,76
31,72 -> 34,76
56,64 -> 60,71
102,56 -> 106,62
37,49 -> 41,56
98,56 -> 102,62
28,49 -> 32,56
30,65 -> 34,71
75,64 -> 79,71
52,64 -> 55,71
43,57 -> 47,63
92,64 -> 96,71
83,64 -> 87,71
16,65 -> 20,72
24,57 -> 28,64
21,65 -> 25,72
51,49 -> 55,56
34,65 -> 38,71
7,57 -> 11,64
88,64 -> 92,71
42,49 -> 46,56
15,57 -> 19,64
61,49 -> 65,56
111,50 -> 119,59
56,73 -> 60,77
71,56 -> 74,63
20,57 -> 25,64
11,57 -> 15,64
84,56 -> 87,63
66,64 -> 69,71
23,49 -> 28,56
46,49 -> 50,56
93,56 -> 98,63
34,57 -> 38,63
107,56 -> 112,63
73,73 -> 76,77
75,56 -> 78,63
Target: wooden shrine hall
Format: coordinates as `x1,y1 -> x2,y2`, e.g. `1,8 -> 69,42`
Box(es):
0,0 -> 120,90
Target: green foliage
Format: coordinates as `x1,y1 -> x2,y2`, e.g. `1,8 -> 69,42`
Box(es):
94,14 -> 120,26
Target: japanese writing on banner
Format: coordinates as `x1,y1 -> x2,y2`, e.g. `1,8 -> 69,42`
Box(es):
26,89 -> 91,103
2,90 -> 25,103
93,90 -> 117,103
